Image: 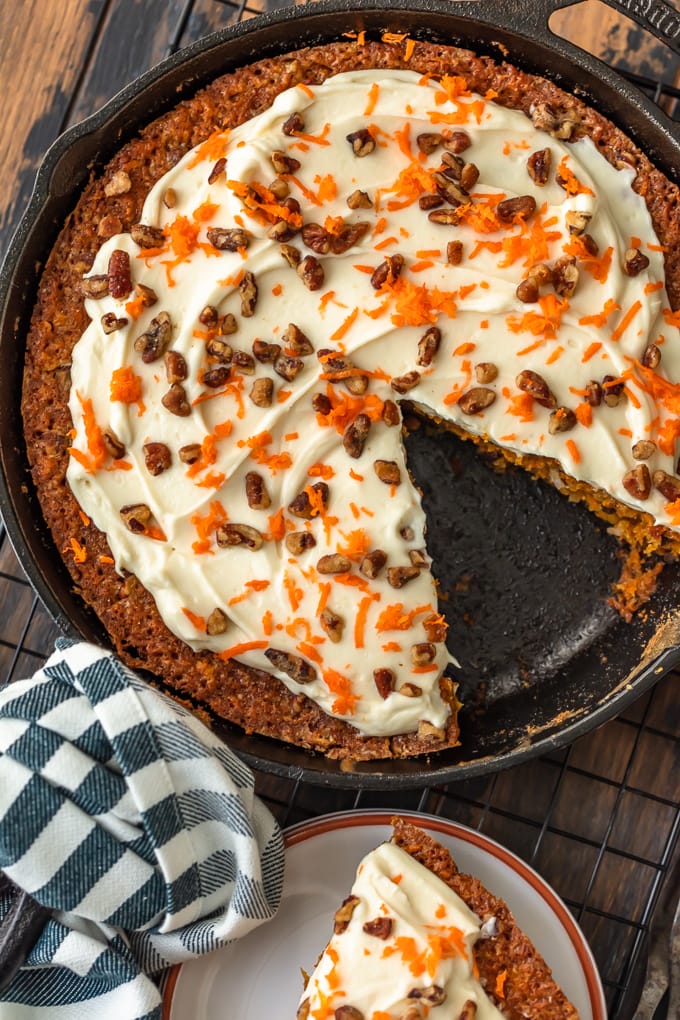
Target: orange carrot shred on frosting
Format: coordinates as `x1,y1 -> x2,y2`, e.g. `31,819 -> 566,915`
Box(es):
186,129 -> 228,169
611,300 -> 642,342
556,155 -> 594,196
581,341 -> 602,363
316,582 -> 331,617
182,608 -> 206,631
364,82 -> 380,116
262,610 -> 273,637
563,238 -> 613,283
645,280 -> 663,294
219,640 -> 268,661
507,293 -> 568,339
349,468 -> 363,481
284,573 -> 303,612
574,402 -> 593,428
355,596 -> 379,650
337,529 -> 371,561
266,508 -> 287,541
110,365 -> 143,406
322,667 -> 358,715
565,439 -> 581,463
578,298 -> 620,328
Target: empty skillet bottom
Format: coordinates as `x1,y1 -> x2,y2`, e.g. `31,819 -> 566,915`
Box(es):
403,413 -> 664,747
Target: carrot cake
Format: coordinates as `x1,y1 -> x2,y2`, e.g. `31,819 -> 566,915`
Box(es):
22,37 -> 680,759
297,816 -> 580,1019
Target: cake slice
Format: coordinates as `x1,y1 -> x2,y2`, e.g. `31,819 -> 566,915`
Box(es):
297,817 -> 580,1020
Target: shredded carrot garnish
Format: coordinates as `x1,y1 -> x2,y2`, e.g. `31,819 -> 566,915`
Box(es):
645,280 -> 663,295
307,462 -> 335,480
404,37 -> 416,61
322,667 -> 357,715
364,82 -> 380,116
578,298 -> 620,328
574,402 -> 593,428
124,294 -> 146,320
354,594 -> 380,649
611,300 -> 642,342
330,307 -> 359,341
109,365 -> 144,413
266,508 -> 287,542
219,640 -> 268,661
556,155 -> 594,196
182,608 -> 206,631
508,293 -> 568,339
349,468 -> 363,481
187,129 -> 228,169
581,341 -> 602,363
565,439 -> 581,463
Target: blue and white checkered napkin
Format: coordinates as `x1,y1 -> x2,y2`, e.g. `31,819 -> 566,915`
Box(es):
0,639 -> 285,1019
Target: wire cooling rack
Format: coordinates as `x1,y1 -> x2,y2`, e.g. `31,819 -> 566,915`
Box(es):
1,1 -> 679,1016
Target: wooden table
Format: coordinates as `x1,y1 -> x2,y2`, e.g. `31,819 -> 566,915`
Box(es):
1,2 -> 679,1016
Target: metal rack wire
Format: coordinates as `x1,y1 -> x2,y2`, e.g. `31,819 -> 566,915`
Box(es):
1,1 -> 679,1016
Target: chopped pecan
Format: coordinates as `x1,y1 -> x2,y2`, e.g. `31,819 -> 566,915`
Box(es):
457,387 -> 496,415
297,255 -> 324,290
264,648 -> 316,684
103,428 -> 126,460
516,369 -> 555,408
552,255 -> 579,297
371,253 -> 404,290
409,549 -> 428,568
387,565 -> 420,588
433,171 -> 468,206
178,443 -> 202,464
81,274 -> 109,299
440,151 -> 464,177
427,208 -> 460,225
130,223 -> 165,249
443,130 -> 472,153
207,227 -> 250,251
163,188 -> 177,209
301,222 -> 331,255
423,613 -> 447,642
334,1008 -> 364,1020
391,371 -> 421,394
101,312 -> 128,334
360,549 -> 387,579
416,132 -> 443,154
531,101 -> 576,139
382,399 -> 400,427
288,481 -> 328,519
475,362 -> 498,384
330,221 -> 371,255
104,170 -> 132,197
346,128 -> 375,156
497,195 -> 536,224
623,247 -> 650,277
134,310 -> 172,363
143,442 -> 171,476
347,188 -> 372,210
317,554 -> 352,574
458,999 -> 478,1019
108,249 -> 132,299
632,439 -> 656,460
623,464 -> 651,500
343,413 -> 371,459
319,349 -> 368,394
408,985 -> 446,1006
653,470 -> 680,501
165,350 -> 187,384
602,375 -> 625,407
460,162 -> 479,190
447,240 -> 463,265
374,460 -> 401,485
333,895 -> 360,934
120,503 -> 152,533
239,271 -> 258,316
374,668 -> 395,699
253,339 -> 281,364
516,277 -> 539,303
201,365 -> 231,388
416,326 -> 441,367
363,917 -> 393,939
268,177 -> 290,200
528,262 -> 554,287
411,643 -> 436,666
419,193 -> 443,211
400,683 -> 422,698
245,471 -> 271,510
206,608 -> 228,636
548,406 -> 577,434
274,354 -> 304,381
208,156 -> 227,184
215,523 -> 264,550
312,392 -> 332,415
585,380 -> 602,406
232,350 -> 255,375
161,383 -> 191,417
249,378 -> 274,407
282,322 -> 314,355
280,243 -> 301,268
527,147 -> 552,185
320,607 -> 344,643
285,531 -> 317,555
566,209 -> 591,235
642,343 -> 661,369
282,111 -> 304,135
271,149 -> 301,174
206,337 -> 233,362
219,312 -> 238,335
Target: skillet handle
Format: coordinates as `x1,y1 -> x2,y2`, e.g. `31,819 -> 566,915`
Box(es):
468,0 -> 680,59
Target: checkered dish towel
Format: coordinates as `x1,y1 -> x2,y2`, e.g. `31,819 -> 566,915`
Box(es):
0,639 -> 284,1019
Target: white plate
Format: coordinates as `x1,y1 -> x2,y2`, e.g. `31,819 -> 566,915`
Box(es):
163,810 -> 607,1020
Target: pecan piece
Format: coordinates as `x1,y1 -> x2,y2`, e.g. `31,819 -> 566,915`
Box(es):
274,354 -> 304,381
423,613 -> 447,642
374,460 -> 401,486
179,443 -> 202,464
101,312 -> 128,334
103,428 -> 126,460
565,209 -> 592,235
320,607 -> 344,643
653,470 -> 680,501
81,274 -> 109,299
334,1008 -> 364,1020
282,322 -> 314,355
104,170 -> 132,197
373,668 -> 395,699
343,413 -> 371,459
411,643 -> 436,666
280,243 -> 301,268
457,387 -> 496,415
163,188 -> 177,209
417,326 -> 441,367
552,255 -> 579,297
297,255 -> 324,290
363,917 -> 393,940
347,188 -> 372,210
632,440 -> 656,460
164,350 -> 187,384
391,371 -> 421,395
208,156 -> 226,185
120,503 -> 152,533
346,128 -> 375,156
400,683 -> 422,698
206,337 -> 233,362
232,350 -> 255,375
134,310 -> 172,363
206,608 -> 228,636
264,648 -> 316,684
360,549 -> 387,579
408,985 -> 446,1006
516,369 -> 555,408
98,213 -> 122,239
201,366 -> 231,389
447,240 -> 463,265
130,223 -> 165,249
239,271 -> 258,317
416,131 -> 443,154
443,130 -> 472,153
207,227 -> 250,251
317,554 -> 352,574
215,523 -> 264,550
334,895 -> 360,934
268,177 -> 290,200
623,247 -> 650,277
433,171 -> 468,206
245,471 -> 271,510
382,399 -> 400,427
642,343 -> 661,369
330,221 -> 371,255
585,380 -> 602,406
548,407 -> 576,434
602,375 -> 625,407
288,481 -> 329,519
108,249 -> 132,299
319,349 -> 368,395
285,531 -> 317,556
497,195 -> 536,224
271,149 -> 301,174
301,222 -> 331,255
527,147 -> 551,186
428,208 -> 459,225
249,378 -> 274,407
419,193 -> 443,211
516,277 -> 539,303
313,392 -> 332,415
253,340 -> 281,363
282,111 -> 304,136
143,442 -> 171,476
458,1000 -> 478,1019
161,383 -> 191,417
475,362 -> 498,384
623,464 -> 651,501
371,253 -> 404,290
387,566 -> 420,588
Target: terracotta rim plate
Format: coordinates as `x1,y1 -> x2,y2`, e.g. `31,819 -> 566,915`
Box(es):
162,809 -> 607,1019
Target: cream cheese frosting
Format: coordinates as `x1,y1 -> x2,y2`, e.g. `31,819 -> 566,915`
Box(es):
297,839 -> 505,1020
68,68 -> 680,739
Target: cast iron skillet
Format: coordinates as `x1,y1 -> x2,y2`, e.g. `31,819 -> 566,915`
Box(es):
2,0 -> 680,789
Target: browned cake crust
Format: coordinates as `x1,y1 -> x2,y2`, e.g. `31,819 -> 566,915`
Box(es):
22,37 -> 680,759
391,817 -> 580,1019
